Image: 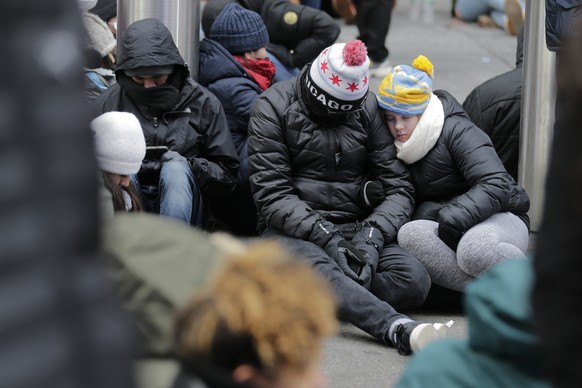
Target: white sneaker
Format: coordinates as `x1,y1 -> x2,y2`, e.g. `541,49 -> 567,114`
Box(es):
369,58 -> 393,78
394,320 -> 454,355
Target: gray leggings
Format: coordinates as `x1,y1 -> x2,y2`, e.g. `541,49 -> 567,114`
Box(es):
397,212 -> 529,292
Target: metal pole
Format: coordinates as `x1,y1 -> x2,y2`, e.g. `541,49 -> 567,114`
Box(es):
519,0 -> 555,232
117,0 -> 200,80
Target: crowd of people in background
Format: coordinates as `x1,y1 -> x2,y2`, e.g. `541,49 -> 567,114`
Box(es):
4,0 -> 579,387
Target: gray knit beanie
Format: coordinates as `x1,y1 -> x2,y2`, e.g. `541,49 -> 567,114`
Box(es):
209,3 -> 269,54
82,12 -> 116,58
91,112 -> 146,175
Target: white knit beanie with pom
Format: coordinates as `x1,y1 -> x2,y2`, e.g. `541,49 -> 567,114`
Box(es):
91,112 -> 146,175
82,12 -> 116,58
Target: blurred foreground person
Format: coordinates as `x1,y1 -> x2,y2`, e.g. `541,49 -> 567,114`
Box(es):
172,241 -> 337,388
397,259 -> 550,388
0,0 -> 135,387
533,16 -> 582,388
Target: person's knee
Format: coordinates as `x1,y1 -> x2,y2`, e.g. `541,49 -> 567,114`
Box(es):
372,258 -> 431,309
160,160 -> 197,190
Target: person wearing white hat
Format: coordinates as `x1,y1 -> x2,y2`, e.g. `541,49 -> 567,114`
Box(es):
91,111 -> 146,212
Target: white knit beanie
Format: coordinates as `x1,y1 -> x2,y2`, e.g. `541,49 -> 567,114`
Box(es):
82,12 -> 116,58
91,112 -> 146,175
78,0 -> 98,11
306,40 -> 370,112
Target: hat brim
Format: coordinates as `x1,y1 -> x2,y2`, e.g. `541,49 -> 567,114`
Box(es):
125,65 -> 175,77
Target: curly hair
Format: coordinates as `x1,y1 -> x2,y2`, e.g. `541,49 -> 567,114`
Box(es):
174,241 -> 337,378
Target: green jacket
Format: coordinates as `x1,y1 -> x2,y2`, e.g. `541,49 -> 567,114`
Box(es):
397,259 -> 550,388
102,213 -> 244,356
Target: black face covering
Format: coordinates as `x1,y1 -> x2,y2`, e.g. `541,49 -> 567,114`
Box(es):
301,73 -> 349,126
117,73 -> 180,112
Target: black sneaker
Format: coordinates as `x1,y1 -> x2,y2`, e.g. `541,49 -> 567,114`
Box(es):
392,321 -> 450,355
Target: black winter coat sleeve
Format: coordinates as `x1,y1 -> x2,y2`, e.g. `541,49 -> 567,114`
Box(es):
248,92 -> 326,240
437,119 -> 512,237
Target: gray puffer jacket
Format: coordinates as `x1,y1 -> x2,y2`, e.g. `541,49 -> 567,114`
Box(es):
248,69 -> 415,243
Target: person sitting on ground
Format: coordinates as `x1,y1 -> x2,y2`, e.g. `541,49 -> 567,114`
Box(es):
172,241 -> 337,388
198,3 -> 276,236
91,111 -> 145,212
453,0 -> 525,36
78,0 -> 117,101
463,25 -> 524,180
377,55 -> 530,294
201,0 -> 340,83
248,40 -> 448,356
92,18 -> 239,228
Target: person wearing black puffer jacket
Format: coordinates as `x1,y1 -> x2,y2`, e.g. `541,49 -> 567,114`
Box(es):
248,40 -> 450,356
202,0 -> 340,82
93,18 -> 239,228
378,55 -> 530,295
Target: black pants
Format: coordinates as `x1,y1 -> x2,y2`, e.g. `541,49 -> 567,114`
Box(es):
354,0 -> 393,62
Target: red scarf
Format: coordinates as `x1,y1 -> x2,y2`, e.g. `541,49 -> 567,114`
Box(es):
234,56 -> 276,91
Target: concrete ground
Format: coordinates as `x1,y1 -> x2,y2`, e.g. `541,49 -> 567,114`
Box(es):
137,1 -> 520,387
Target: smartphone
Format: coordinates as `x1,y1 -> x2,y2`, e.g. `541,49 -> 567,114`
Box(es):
344,250 -> 365,277
145,145 -> 169,160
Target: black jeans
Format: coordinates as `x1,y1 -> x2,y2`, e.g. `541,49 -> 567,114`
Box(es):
354,0 -> 393,62
263,225 -> 430,344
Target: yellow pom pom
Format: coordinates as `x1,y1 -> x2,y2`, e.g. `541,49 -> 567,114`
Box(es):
412,55 -> 434,79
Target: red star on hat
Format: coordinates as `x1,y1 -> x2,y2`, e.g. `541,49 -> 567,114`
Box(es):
320,60 -> 329,73
363,76 -> 368,85
346,82 -> 359,92
329,74 -> 341,86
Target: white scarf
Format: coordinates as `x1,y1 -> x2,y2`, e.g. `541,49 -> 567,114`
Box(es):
394,93 -> 445,165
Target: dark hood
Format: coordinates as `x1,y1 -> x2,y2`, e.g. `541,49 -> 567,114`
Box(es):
115,18 -> 189,78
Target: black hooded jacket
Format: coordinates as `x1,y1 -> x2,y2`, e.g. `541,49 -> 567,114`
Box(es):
247,68 -> 415,243
410,90 -> 530,237
202,0 -> 340,69
92,18 -> 239,195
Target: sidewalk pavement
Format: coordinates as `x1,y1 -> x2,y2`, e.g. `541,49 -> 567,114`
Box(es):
322,1 -> 518,387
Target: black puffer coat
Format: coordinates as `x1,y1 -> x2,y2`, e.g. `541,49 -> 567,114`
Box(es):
93,18 -> 239,195
202,0 -> 340,69
463,27 -> 524,180
410,90 -> 530,237
248,69 -> 415,243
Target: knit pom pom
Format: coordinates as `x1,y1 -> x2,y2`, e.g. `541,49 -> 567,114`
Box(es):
342,40 -> 368,66
412,55 -> 434,79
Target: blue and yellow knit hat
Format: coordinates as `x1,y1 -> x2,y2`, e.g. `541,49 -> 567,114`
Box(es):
376,55 -> 434,115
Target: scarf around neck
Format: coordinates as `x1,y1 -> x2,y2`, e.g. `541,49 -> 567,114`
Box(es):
394,93 -> 445,165
234,56 -> 276,91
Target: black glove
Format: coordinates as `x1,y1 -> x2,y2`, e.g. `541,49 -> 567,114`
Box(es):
139,159 -> 161,173
324,235 -> 366,283
359,181 -> 384,208
161,150 -> 187,164
352,223 -> 384,283
310,220 -> 341,248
